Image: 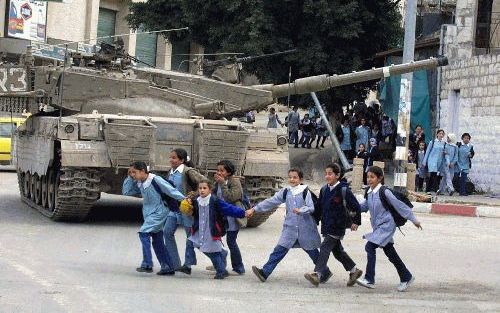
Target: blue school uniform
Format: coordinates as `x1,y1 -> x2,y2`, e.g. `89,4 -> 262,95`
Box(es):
359,184 -> 417,284
423,139 -> 447,173
456,143 -> 474,174
123,174 -> 185,270
254,186 -> 321,250
254,185 -> 321,278
122,174 -> 185,233
360,185 -> 417,247
355,125 -> 370,151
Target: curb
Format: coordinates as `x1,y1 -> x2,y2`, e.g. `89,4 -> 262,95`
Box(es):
412,202 -> 500,218
354,195 -> 500,218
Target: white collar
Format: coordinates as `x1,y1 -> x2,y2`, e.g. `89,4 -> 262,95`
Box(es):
328,181 -> 340,190
170,164 -> 185,174
367,183 -> 382,194
197,194 -> 211,207
137,173 -> 156,189
289,184 -> 308,196
462,141 -> 470,147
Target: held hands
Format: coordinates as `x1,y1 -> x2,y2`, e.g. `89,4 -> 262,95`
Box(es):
245,208 -> 255,218
292,208 -> 301,214
413,220 -> 423,230
350,224 -> 359,231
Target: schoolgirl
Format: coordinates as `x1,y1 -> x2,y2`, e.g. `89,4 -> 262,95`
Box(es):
304,163 -> 363,287
356,166 -> 422,291
164,148 -> 206,275
211,160 -> 246,274
122,161 -> 186,275
246,169 -> 322,282
187,179 -> 246,279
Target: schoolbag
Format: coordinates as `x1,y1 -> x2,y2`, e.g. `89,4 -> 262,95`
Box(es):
364,186 -> 413,228
282,187 -> 322,225
456,142 -> 474,168
151,178 -> 180,213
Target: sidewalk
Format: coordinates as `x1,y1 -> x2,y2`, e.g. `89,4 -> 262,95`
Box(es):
306,180 -> 500,219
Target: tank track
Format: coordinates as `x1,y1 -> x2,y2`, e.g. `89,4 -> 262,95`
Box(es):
18,167 -> 102,221
245,176 -> 284,228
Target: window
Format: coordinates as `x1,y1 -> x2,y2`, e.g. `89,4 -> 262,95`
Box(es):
475,0 -> 494,50
135,27 -> 157,68
97,8 -> 117,45
0,123 -> 16,138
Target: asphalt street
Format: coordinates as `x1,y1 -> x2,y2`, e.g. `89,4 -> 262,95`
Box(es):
0,171 -> 499,313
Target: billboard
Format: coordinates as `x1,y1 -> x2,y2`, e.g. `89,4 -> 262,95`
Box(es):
7,0 -> 47,42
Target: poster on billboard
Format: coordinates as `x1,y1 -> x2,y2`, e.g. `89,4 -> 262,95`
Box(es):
7,0 -> 47,42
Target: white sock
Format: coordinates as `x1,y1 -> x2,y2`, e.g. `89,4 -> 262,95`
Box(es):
349,267 -> 357,274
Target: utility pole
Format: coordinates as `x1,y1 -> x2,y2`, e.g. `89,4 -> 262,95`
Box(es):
393,0 -> 417,193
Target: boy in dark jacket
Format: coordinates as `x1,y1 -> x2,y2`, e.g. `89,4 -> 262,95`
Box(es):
304,163 -> 363,287
187,179 -> 246,279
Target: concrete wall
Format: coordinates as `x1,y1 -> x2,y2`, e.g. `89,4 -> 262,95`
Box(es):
439,0 -> 500,195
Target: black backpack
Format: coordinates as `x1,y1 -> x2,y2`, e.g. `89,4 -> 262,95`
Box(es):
151,178 -> 181,213
283,187 -> 322,225
364,186 -> 413,228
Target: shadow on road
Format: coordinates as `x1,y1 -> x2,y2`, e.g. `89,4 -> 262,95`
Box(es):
86,194 -> 143,224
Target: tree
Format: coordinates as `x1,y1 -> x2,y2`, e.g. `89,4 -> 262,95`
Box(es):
127,0 -> 402,114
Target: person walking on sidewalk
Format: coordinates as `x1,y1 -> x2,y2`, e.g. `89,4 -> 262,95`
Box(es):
423,129 -> 447,193
245,169 -> 323,282
356,166 -> 422,292
456,133 -> 475,196
304,163 -> 363,287
123,161 -> 187,275
438,133 -> 458,196
287,106 -> 300,147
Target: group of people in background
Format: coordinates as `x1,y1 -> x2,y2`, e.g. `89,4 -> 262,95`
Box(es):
124,153 -> 423,292
411,127 -> 475,196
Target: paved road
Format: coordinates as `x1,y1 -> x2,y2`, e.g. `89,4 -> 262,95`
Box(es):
0,172 -> 499,313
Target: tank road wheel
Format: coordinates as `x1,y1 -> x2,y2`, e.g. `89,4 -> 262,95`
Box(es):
245,176 -> 284,228
17,171 -> 25,197
24,172 -> 32,199
33,174 -> 42,205
47,169 -> 57,212
41,175 -> 48,208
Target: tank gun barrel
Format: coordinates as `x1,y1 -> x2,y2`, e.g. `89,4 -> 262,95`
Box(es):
258,56 -> 448,98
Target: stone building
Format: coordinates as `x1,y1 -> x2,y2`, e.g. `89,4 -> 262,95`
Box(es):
438,0 -> 500,194
0,0 -> 202,72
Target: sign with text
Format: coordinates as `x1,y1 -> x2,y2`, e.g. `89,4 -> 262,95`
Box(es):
7,0 -> 47,42
0,67 -> 28,92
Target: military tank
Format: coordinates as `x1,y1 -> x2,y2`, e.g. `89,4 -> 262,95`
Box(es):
0,45 -> 447,226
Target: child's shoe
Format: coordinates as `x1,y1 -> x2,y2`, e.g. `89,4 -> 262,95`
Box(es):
233,266 -> 245,275
356,278 -> 375,289
347,269 -> 363,286
304,273 -> 320,287
397,276 -> 415,292
214,271 -> 229,280
252,266 -> 267,282
156,268 -> 175,276
136,266 -> 153,273
176,265 -> 192,275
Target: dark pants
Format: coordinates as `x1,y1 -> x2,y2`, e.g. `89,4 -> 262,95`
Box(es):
139,231 -> 172,270
204,249 -> 228,277
289,130 -> 299,146
314,236 -> 355,278
458,171 -> 469,196
226,230 -> 245,273
262,244 -> 319,278
364,241 -> 412,284
316,136 -> 327,148
427,172 -> 442,192
416,176 -> 425,191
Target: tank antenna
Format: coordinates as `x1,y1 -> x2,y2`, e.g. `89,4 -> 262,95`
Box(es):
34,27 -> 189,49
